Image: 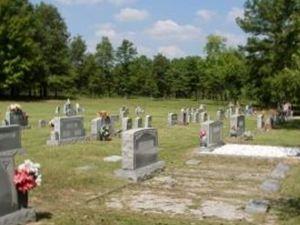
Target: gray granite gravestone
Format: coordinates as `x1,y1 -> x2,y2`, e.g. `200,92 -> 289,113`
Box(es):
0,125 -> 36,223
119,106 -> 129,120
230,114 -> 245,137
168,113 -> 178,126
122,117 -> 132,131
134,117 -> 143,128
200,120 -> 223,149
115,128 -> 165,182
260,179 -> 280,193
145,115 -> 152,128
257,114 -> 264,129
91,116 -> 114,139
245,200 -> 269,214
5,111 -> 28,128
47,116 -> 86,145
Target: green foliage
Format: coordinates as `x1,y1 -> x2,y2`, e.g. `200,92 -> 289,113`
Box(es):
237,0 -> 300,105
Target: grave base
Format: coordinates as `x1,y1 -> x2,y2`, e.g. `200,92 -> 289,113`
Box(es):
199,142 -> 224,152
47,136 -> 86,146
0,208 -> 36,225
115,161 -> 165,182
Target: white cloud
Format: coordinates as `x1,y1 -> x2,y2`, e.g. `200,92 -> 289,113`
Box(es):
95,23 -> 117,40
146,20 -> 201,41
158,45 -> 185,58
196,9 -> 216,22
227,7 -> 244,23
55,0 -> 136,6
115,8 -> 149,22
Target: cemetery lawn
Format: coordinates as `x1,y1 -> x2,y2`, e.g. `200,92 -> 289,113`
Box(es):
1,97 -> 300,225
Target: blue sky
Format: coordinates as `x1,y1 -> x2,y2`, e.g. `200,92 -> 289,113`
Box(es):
30,0 -> 247,58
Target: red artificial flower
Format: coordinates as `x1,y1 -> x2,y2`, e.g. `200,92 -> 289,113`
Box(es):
14,169 -> 37,193
199,130 -> 206,138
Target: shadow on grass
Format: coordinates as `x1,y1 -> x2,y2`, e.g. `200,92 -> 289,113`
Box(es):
272,198 -> 300,219
36,211 -> 53,221
275,119 -> 300,130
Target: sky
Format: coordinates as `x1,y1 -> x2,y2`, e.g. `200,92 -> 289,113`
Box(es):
30,0 -> 247,58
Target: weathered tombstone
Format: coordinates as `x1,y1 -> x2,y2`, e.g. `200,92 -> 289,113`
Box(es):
115,128 -> 165,182
5,105 -> 29,128
260,179 -> 280,193
200,120 -> 223,149
200,112 -> 208,123
179,109 -> 187,125
134,117 -> 143,128
55,106 -> 60,116
47,116 -> 86,145
145,115 -> 152,128
110,115 -> 120,123
63,99 -> 77,117
192,111 -> 200,123
230,114 -> 245,137
187,113 -> 192,124
135,106 -> 144,117
122,117 -> 132,131
257,114 -> 264,129
216,110 -> 225,121
245,200 -> 269,214
0,125 -> 36,223
265,116 -> 274,130
168,113 -> 178,126
119,106 -> 129,120
91,116 -> 114,140
38,120 -> 47,128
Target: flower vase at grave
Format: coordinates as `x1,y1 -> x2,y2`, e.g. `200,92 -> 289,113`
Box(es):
17,190 -> 28,209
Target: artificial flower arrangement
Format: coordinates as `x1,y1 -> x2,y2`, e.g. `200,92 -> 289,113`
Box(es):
14,160 -> 42,194
199,130 -> 207,147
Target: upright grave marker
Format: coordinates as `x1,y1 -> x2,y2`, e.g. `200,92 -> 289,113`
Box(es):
4,104 -> 29,128
115,128 -> 165,182
200,121 -> 223,150
0,125 -> 36,224
168,113 -> 178,126
230,114 -> 245,137
91,112 -> 114,140
145,115 -> 152,128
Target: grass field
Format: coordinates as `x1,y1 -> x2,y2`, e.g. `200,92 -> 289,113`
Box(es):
1,97 -> 300,225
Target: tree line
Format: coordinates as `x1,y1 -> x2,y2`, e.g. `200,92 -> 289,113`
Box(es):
0,0 -> 299,105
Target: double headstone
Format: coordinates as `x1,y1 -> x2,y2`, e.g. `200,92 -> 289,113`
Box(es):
115,128 -> 165,182
47,116 -> 86,145
230,114 -> 245,137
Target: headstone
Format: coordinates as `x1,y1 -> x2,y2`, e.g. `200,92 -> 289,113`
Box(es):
257,114 -> 264,129
110,115 -> 119,123
192,112 -> 200,123
5,106 -> 29,128
91,116 -> 114,140
265,116 -> 274,130
134,117 -> 143,128
168,113 -> 178,126
63,99 -> 77,117
270,163 -> 290,180
122,117 -> 132,131
0,125 -> 36,225
200,112 -> 208,123
187,113 -> 192,124
0,125 -> 23,216
145,115 -> 152,128
230,114 -> 245,137
115,128 -> 165,182
119,106 -> 129,120
135,106 -> 144,117
216,110 -> 225,121
199,104 -> 206,111
55,106 -> 60,115
47,116 -> 86,145
38,120 -> 47,128
179,109 -> 187,125
200,120 -> 223,149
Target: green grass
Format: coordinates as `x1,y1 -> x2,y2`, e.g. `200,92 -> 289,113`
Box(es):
1,97 -> 300,225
